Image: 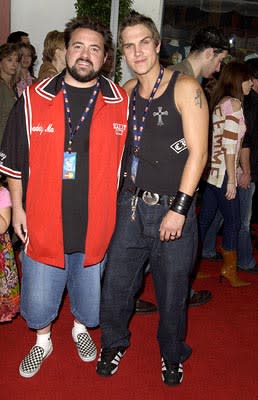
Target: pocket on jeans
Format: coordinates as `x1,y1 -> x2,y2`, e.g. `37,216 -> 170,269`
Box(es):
117,191 -> 132,206
143,207 -> 164,239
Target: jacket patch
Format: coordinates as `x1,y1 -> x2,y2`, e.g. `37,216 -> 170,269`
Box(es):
113,123 -> 127,136
31,123 -> 55,135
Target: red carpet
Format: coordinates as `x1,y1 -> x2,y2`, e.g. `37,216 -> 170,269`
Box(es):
1,249 -> 258,400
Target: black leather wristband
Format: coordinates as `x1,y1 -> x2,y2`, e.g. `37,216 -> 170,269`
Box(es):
169,191 -> 193,216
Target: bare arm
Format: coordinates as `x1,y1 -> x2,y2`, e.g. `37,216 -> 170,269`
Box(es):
7,177 -> 27,242
0,207 -> 11,234
222,98 -> 242,199
224,153 -> 237,200
238,147 -> 251,189
160,75 -> 209,241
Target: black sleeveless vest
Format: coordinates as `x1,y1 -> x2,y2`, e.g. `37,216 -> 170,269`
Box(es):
123,71 -> 188,196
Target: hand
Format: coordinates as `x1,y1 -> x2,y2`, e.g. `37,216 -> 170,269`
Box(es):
225,182 -> 236,200
238,172 -> 251,189
12,207 -> 27,243
159,210 -> 185,241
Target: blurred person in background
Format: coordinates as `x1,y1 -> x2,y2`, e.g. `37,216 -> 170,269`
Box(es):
101,46 -> 115,79
37,30 -> 66,81
198,61 -> 253,287
7,31 -> 30,45
0,43 -> 19,144
16,43 -> 37,97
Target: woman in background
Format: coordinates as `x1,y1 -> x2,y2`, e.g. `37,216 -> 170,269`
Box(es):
199,61 -> 253,287
0,43 -> 19,144
37,30 -> 66,80
16,42 -> 37,97
0,178 -> 20,322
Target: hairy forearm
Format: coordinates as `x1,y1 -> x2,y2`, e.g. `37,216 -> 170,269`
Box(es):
7,178 -> 27,242
240,147 -> 251,174
7,177 -> 23,210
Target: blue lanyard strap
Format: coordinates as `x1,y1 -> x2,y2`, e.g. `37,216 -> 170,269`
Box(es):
130,66 -> 164,181
62,78 -> 100,152
132,65 -> 164,152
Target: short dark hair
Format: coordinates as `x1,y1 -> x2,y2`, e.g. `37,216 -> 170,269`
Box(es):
245,58 -> 258,80
7,31 -> 29,43
64,16 -> 112,56
119,11 -> 160,49
190,26 -> 229,54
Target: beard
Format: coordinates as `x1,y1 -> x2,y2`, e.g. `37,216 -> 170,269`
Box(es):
66,58 -> 101,83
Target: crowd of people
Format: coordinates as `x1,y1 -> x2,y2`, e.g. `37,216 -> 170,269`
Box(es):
0,11 -> 257,388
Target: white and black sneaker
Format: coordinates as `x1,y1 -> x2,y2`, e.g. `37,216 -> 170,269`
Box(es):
19,341 -> 53,378
96,347 -> 127,376
72,328 -> 97,362
161,357 -> 183,386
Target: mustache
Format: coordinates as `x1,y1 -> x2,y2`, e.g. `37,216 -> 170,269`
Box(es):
76,58 -> 93,67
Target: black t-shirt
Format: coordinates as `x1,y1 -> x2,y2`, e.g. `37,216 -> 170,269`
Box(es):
62,84 -> 95,253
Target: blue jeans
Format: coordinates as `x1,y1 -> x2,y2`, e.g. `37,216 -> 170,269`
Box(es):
100,191 -> 198,363
201,210 -> 223,258
237,183 -> 256,269
200,183 -> 256,268
198,178 -> 240,251
21,253 -> 106,329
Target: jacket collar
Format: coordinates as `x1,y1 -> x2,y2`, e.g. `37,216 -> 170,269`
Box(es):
34,70 -> 123,104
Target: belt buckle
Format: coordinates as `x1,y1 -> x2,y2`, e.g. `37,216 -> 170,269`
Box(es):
142,191 -> 159,205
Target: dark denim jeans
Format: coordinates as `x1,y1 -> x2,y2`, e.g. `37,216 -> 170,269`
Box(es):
201,183 -> 256,268
201,210 -> 223,258
100,190 -> 198,363
237,183 -> 256,268
199,177 -> 240,251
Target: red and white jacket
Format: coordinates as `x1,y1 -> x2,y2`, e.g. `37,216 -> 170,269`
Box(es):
0,73 -> 129,267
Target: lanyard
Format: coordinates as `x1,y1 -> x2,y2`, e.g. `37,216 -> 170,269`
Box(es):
131,66 -> 164,179
62,78 -> 100,153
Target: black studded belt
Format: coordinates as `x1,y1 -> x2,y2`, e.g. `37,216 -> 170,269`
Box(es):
130,187 -> 175,206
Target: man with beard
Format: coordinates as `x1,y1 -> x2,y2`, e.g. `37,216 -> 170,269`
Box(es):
0,17 -> 128,378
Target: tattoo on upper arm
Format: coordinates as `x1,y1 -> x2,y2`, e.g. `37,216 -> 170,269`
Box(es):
194,89 -> 202,108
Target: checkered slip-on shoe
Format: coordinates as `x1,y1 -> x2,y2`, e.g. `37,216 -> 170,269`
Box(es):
72,328 -> 97,362
19,341 -> 53,378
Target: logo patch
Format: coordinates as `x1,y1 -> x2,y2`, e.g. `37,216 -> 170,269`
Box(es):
170,138 -> 187,154
31,123 -> 55,135
113,123 -> 127,136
